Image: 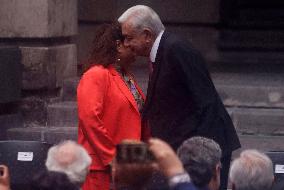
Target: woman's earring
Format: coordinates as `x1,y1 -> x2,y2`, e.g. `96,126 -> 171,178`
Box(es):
117,58 -> 121,62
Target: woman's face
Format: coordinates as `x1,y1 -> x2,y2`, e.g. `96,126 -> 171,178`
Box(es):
117,40 -> 136,68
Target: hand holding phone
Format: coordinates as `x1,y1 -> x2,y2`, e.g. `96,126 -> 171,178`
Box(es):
116,142 -> 155,164
148,138 -> 185,178
113,141 -> 156,188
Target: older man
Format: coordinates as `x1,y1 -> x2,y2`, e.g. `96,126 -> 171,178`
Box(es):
229,149 -> 274,190
118,5 -> 240,190
45,140 -> 92,187
177,137 -> 222,190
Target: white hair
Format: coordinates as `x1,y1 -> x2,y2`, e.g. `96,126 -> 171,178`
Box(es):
230,149 -> 274,190
45,140 -> 92,185
118,5 -> 165,36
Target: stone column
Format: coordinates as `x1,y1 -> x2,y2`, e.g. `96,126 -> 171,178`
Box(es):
0,0 -> 78,128
0,47 -> 22,140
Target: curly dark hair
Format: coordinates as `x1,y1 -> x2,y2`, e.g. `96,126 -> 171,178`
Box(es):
84,22 -> 124,70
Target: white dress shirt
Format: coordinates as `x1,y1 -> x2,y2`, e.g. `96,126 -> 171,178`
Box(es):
150,30 -> 165,63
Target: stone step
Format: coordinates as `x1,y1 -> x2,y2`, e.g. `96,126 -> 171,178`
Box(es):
62,77 -> 80,101
0,113 -> 23,140
212,72 -> 284,108
226,107 -> 284,157
228,107 -> 284,136
61,69 -> 284,108
233,134 -> 284,158
219,31 -> 284,51
7,123 -> 284,154
7,107 -> 284,153
214,51 -> 284,66
132,63 -> 284,108
7,127 -> 77,145
47,101 -> 77,127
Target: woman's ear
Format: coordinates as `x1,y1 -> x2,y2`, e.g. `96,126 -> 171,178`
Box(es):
116,40 -> 122,53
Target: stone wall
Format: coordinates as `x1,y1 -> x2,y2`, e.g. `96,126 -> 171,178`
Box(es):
0,0 -> 78,137
0,0 -> 77,38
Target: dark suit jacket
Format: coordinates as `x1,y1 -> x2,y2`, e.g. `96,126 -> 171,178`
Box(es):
172,182 -> 199,190
143,31 -> 241,155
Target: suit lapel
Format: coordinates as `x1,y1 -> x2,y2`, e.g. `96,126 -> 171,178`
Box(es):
108,65 -> 140,114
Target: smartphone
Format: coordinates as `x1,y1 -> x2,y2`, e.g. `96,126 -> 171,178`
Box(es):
116,143 -> 155,163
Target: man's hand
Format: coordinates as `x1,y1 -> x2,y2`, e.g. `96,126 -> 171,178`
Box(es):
0,165 -> 10,190
148,138 -> 185,178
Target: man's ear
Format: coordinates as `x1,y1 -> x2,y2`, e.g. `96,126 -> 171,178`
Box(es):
214,162 -> 221,178
217,163 -> 221,173
272,175 -> 275,186
143,28 -> 154,43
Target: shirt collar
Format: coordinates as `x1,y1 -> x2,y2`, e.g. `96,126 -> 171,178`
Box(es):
150,30 -> 165,63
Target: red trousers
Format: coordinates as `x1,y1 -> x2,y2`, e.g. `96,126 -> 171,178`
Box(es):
82,170 -> 111,190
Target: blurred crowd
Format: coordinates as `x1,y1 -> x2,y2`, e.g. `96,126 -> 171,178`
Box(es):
0,137 -> 274,190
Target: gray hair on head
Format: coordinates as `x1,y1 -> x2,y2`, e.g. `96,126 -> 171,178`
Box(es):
229,149 -> 274,190
177,136 -> 222,188
45,140 -> 92,185
118,5 -> 165,36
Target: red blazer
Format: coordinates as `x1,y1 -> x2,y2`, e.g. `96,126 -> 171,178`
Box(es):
77,64 -> 150,170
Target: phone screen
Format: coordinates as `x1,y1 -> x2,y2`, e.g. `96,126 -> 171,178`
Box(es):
116,143 -> 155,163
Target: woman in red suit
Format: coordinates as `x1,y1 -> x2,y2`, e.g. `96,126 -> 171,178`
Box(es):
77,23 -> 150,190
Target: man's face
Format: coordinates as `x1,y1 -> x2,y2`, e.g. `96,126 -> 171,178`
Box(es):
121,22 -> 151,57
